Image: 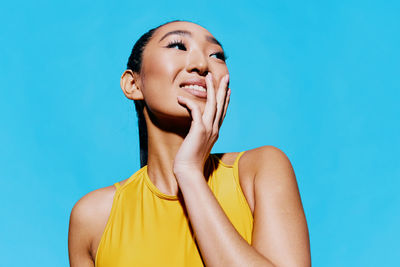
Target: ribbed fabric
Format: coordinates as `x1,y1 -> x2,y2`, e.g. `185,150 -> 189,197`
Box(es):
95,152 -> 253,267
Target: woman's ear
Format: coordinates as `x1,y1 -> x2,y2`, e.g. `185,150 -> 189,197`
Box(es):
120,70 -> 144,100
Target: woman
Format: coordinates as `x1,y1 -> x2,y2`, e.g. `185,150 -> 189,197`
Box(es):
68,20 -> 311,267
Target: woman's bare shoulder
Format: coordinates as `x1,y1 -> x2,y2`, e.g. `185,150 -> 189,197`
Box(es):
222,146 -> 292,215
215,145 -> 288,168
70,185 -> 116,222
68,184 -> 117,262
243,145 -> 289,161
214,147 -> 292,176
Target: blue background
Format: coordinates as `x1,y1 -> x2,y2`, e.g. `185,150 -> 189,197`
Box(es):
1,0 -> 399,266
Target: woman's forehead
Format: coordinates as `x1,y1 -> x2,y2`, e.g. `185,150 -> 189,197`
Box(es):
152,21 -> 214,41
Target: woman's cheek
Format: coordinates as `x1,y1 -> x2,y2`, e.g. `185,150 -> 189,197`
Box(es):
141,74 -> 182,118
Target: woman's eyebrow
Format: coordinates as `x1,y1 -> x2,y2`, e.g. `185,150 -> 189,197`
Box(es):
206,36 -> 222,47
159,30 -> 191,42
158,30 -> 223,48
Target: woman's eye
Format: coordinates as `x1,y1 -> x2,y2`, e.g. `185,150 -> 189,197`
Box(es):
210,52 -> 227,62
166,41 -> 186,51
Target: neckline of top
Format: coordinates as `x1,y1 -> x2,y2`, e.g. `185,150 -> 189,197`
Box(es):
142,154 -> 232,200
121,153 -> 242,201
143,165 -> 180,200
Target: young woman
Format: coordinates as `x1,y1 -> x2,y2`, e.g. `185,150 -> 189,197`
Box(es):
68,20 -> 311,267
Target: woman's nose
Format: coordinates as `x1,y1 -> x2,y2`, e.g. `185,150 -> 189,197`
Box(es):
186,50 -> 209,76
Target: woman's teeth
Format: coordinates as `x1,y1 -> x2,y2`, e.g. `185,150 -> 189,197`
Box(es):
181,84 -> 206,92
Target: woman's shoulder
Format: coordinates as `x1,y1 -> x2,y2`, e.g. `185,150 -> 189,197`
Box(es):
215,145 -> 291,172
70,185 -> 116,221
213,146 -> 290,214
69,184 -> 117,260
221,146 -> 294,214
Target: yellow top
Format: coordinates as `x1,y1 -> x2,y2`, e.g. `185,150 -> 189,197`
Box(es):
95,152 -> 253,267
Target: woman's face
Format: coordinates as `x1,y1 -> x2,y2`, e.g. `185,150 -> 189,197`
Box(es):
137,21 -> 229,122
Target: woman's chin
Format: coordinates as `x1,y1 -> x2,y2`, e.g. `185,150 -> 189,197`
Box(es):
145,108 -> 194,129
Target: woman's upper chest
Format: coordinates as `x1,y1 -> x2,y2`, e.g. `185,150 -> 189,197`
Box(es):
90,152 -> 256,262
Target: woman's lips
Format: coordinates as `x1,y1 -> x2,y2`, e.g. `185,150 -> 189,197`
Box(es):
180,84 -> 207,99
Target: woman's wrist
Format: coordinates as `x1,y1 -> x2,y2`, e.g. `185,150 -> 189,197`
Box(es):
173,167 -> 204,186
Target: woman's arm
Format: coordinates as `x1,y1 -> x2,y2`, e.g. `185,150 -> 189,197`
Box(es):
68,197 -> 96,267
173,73 -> 310,266
250,146 -> 310,266
68,187 -> 115,267
175,146 -> 310,267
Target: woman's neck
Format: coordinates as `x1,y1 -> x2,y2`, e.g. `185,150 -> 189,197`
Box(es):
145,115 -> 188,196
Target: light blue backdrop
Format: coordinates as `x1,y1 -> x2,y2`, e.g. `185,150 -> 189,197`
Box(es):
1,0 -> 399,266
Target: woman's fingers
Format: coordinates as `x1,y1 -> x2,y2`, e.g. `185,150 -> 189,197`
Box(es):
219,88 -> 231,127
202,73 -> 217,126
177,96 -> 202,123
213,74 -> 229,130
179,73 -> 230,136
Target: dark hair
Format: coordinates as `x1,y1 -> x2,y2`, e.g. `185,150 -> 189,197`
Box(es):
127,20 -> 182,167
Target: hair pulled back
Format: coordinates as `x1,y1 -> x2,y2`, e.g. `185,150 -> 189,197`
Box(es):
126,20 -> 181,167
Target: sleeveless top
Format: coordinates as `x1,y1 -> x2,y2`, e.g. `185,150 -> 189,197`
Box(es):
95,152 -> 253,267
